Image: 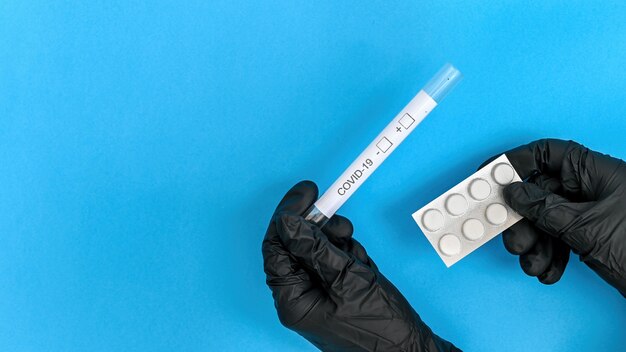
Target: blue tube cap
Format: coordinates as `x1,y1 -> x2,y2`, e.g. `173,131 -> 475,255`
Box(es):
423,63 -> 463,103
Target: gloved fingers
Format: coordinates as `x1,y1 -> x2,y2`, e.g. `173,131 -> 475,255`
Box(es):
518,235 -> 570,284
264,259 -> 324,328
504,219 -> 570,284
263,217 -> 322,327
478,140 -> 572,189
556,143 -> 626,200
348,239 -> 369,264
272,180 -> 319,217
505,139 -> 626,200
262,231 -> 302,279
349,239 -> 379,271
519,234 -> 553,276
264,180 -> 319,278
531,174 -> 563,194
502,219 -> 540,255
263,234 -> 321,326
262,180 -> 324,326
321,216 -> 378,270
478,139 -> 574,176
503,139 -> 576,180
503,182 -> 593,231
277,213 -> 376,297
501,173 -> 565,254
322,214 -> 354,251
537,238 -> 570,284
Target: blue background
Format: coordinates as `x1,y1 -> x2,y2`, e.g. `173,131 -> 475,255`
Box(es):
1,1 -> 625,351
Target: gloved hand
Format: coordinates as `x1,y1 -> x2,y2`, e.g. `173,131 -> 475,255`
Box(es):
487,139 -> 626,296
262,181 -> 460,352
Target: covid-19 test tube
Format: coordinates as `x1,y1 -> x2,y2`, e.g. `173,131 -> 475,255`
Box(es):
304,64 -> 463,227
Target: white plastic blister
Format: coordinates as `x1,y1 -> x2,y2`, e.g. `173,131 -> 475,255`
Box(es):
412,154 -> 523,267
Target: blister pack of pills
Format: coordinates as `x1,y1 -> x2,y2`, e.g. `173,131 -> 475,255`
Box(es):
412,154 -> 523,267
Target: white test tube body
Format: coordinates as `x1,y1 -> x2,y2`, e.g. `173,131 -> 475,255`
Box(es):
304,64 -> 462,227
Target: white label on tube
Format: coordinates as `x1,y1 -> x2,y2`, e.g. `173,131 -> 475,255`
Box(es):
314,90 -> 438,217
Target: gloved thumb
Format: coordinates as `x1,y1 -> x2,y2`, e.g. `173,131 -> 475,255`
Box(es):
503,182 -> 597,254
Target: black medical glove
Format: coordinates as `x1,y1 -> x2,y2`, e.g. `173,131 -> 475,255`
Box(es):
487,139 -> 626,296
262,181 -> 460,352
